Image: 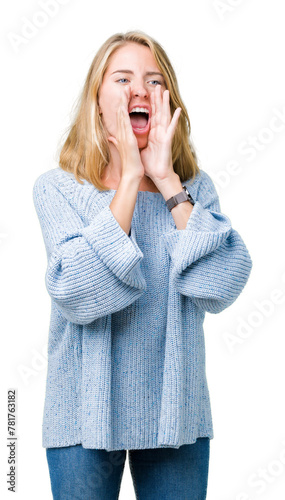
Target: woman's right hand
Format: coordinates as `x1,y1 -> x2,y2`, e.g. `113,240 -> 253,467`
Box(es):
108,88 -> 145,181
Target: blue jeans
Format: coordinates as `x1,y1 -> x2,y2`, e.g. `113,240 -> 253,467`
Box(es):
46,437 -> 210,499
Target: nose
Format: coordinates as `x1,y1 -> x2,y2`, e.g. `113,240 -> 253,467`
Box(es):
131,81 -> 148,99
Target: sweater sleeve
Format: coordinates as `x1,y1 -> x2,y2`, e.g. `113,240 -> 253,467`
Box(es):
160,172 -> 253,314
33,175 -> 146,325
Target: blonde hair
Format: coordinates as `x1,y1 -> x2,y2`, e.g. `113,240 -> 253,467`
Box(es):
58,31 -> 200,190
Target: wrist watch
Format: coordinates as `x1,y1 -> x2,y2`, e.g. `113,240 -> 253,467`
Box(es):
166,185 -> 195,212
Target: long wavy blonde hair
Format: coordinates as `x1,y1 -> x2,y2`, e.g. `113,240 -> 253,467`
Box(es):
58,31 -> 200,191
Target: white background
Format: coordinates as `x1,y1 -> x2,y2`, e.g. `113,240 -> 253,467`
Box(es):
1,0 -> 285,498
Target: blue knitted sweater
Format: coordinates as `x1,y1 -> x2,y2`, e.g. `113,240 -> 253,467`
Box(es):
33,167 -> 252,451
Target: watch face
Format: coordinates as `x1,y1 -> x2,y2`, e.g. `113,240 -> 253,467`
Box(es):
183,185 -> 195,204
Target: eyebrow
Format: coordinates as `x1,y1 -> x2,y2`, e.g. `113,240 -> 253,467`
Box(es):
111,70 -> 164,78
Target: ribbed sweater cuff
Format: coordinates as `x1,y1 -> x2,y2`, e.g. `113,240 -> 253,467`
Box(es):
81,205 -> 144,281
161,201 -> 232,270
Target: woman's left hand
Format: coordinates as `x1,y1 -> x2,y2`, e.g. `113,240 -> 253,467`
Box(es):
140,86 -> 181,183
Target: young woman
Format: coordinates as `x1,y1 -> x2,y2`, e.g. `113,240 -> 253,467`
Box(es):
33,31 -> 253,500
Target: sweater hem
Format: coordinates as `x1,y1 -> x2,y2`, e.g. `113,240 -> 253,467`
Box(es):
42,431 -> 214,451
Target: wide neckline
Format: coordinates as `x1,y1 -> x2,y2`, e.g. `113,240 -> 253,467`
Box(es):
106,188 -> 162,195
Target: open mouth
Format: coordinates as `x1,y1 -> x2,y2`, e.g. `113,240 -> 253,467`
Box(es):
129,107 -> 150,134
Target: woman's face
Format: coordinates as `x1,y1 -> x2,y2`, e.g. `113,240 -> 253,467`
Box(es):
98,42 -> 167,149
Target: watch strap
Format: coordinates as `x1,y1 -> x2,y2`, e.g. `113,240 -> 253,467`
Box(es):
166,185 -> 195,212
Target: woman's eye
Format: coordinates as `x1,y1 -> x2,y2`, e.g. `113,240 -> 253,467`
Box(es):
148,80 -> 162,86
117,78 -> 129,84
